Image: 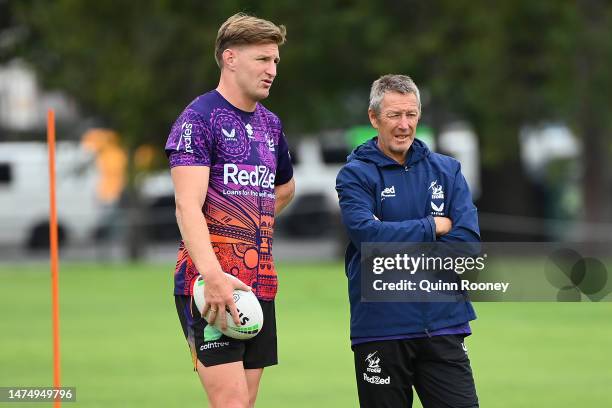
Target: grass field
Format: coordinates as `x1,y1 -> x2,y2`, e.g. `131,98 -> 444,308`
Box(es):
1,261 -> 611,407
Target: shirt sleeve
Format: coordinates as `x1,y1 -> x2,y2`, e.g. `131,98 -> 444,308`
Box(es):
336,163 -> 436,246
165,107 -> 212,167
275,129 -> 293,186
437,161 -> 480,242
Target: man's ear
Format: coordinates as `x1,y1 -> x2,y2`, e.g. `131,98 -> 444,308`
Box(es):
368,109 -> 379,130
222,48 -> 237,71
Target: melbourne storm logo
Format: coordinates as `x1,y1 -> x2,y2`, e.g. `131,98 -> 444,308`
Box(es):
365,351 -> 381,373
429,180 -> 445,215
363,351 -> 391,385
429,180 -> 444,199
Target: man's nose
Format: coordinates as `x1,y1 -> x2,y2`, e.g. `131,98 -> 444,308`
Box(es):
266,61 -> 277,77
398,115 -> 411,129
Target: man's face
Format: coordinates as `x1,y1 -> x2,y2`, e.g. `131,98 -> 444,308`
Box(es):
230,42 -> 279,102
368,91 -> 420,164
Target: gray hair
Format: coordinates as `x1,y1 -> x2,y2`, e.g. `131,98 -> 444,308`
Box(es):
369,74 -> 421,115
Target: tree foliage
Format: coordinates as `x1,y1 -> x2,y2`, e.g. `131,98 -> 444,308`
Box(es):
7,0 -> 612,221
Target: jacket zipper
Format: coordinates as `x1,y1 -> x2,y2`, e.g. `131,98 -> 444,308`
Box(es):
401,163 -> 431,336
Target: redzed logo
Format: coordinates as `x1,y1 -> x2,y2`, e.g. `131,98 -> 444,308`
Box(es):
363,373 -> 391,385
223,164 -> 275,188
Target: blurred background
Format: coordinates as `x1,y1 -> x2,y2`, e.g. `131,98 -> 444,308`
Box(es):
1,0 -> 612,260
1,1 -> 611,407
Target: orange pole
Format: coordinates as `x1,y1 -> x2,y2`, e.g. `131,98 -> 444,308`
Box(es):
47,109 -> 61,407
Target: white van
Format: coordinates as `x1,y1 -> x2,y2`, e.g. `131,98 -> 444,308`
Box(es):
0,141 -> 102,249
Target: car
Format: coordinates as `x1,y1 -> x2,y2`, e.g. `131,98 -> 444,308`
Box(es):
0,141 -> 103,249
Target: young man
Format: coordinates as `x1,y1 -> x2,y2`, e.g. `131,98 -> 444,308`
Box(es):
165,13 -> 294,408
336,74 -> 480,407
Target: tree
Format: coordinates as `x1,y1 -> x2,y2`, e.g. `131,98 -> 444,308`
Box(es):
7,0 -> 612,249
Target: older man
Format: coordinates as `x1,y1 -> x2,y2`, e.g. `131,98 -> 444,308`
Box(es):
336,74 -> 480,408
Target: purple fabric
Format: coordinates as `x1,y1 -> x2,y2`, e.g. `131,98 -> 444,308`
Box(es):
351,322 -> 472,346
274,132 -> 293,185
165,90 -> 293,300
166,107 -> 212,167
166,91 -> 293,182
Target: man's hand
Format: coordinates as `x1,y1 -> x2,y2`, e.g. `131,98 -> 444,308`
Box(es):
434,216 -> 452,236
172,166 -> 252,329
202,272 -> 251,330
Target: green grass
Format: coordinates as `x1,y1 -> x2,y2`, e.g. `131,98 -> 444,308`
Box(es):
1,262 -> 611,407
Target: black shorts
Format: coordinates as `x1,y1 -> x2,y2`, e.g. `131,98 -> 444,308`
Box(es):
353,335 -> 478,408
175,295 -> 277,369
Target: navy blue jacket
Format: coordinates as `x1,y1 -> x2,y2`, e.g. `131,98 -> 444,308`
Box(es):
336,138 -> 480,339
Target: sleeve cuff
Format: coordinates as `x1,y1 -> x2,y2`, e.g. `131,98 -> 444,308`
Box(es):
168,151 -> 210,167
275,169 -> 294,186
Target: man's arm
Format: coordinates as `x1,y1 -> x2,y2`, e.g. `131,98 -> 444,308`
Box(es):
171,166 -> 249,329
336,164 -> 439,246
438,163 -> 480,242
275,177 -> 295,215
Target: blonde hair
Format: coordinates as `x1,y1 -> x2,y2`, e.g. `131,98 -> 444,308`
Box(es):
215,13 -> 287,68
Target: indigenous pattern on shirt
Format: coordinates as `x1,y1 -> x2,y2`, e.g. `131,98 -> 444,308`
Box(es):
165,90 -> 293,301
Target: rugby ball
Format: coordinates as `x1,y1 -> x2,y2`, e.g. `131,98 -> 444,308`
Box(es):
192,275 -> 263,340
